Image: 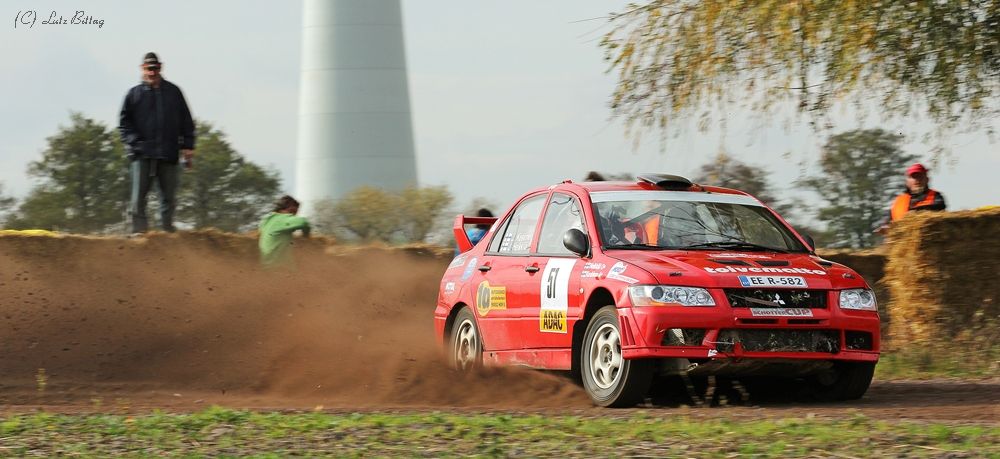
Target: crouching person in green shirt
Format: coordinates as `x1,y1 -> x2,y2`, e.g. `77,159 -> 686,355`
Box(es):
258,195 -> 311,268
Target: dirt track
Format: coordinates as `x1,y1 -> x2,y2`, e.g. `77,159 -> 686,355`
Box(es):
0,234 -> 997,423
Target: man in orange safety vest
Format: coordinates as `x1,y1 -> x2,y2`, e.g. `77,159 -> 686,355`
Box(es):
890,163 -> 946,221
876,163 -> 947,235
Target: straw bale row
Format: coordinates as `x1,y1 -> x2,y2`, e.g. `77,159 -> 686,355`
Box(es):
883,208 -> 1000,342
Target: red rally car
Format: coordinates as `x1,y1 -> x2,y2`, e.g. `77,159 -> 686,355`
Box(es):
435,174 -> 880,407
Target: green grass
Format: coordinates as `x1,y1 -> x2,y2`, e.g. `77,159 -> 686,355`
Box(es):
877,341 -> 1000,379
0,407 -> 998,457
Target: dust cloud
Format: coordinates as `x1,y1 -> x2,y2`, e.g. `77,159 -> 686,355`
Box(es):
0,233 -> 587,410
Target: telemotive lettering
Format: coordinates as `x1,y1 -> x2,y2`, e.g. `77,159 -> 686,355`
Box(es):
704,266 -> 826,275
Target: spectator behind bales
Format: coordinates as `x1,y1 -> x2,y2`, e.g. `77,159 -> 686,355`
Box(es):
876,163 -> 947,235
259,195 -> 311,268
455,208 -> 494,256
891,163 -> 946,220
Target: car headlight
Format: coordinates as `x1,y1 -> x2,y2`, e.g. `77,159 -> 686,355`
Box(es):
839,288 -> 877,311
629,285 -> 716,307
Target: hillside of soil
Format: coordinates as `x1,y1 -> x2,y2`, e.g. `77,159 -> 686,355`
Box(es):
0,231 -> 587,410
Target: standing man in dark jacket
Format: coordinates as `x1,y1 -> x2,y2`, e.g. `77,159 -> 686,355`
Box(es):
119,52 -> 195,234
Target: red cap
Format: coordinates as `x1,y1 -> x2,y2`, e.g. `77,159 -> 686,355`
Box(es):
906,163 -> 928,176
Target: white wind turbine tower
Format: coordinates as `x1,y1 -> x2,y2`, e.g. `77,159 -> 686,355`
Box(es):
295,0 -> 417,213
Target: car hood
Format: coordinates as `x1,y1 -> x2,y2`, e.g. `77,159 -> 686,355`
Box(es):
605,250 -> 863,290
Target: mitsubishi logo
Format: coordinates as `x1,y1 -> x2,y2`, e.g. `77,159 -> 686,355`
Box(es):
774,293 -> 786,305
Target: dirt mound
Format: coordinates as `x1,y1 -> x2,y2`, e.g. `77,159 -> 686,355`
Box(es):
0,232 -> 587,409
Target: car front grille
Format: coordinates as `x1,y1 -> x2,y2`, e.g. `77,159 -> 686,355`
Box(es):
724,289 -> 827,309
716,329 -> 840,353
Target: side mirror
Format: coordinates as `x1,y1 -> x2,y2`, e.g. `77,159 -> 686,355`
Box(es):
563,228 -> 590,257
801,235 -> 816,251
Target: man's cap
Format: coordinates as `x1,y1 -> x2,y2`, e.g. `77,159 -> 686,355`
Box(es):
906,163 -> 928,176
142,52 -> 161,68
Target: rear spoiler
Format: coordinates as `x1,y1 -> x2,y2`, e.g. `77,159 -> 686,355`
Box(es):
454,215 -> 499,253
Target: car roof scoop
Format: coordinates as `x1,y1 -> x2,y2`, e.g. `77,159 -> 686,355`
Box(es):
637,174 -> 693,190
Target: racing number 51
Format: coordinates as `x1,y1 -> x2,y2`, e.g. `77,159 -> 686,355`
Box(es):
546,268 -> 561,299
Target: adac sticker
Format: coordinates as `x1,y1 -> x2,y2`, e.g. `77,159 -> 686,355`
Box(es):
475,281 -> 507,316
461,256 -> 478,281
447,255 -> 468,270
541,309 -> 567,334
607,262 -> 638,283
539,258 -> 576,333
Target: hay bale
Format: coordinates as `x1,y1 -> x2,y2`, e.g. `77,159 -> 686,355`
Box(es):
816,249 -> 887,292
883,207 -> 1000,342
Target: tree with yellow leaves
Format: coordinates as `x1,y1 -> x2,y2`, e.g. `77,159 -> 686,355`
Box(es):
602,1 -> 1000,146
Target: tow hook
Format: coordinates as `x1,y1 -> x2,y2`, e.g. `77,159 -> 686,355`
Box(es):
733,342 -> 745,363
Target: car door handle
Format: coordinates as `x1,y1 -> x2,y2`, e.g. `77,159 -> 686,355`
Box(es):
478,265 -> 491,272
525,266 -> 540,273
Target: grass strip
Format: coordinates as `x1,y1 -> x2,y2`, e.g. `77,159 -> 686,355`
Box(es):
0,407 -> 998,457
877,342 -> 1000,379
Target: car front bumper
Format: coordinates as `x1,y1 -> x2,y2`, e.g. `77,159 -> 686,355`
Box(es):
617,304 -> 880,362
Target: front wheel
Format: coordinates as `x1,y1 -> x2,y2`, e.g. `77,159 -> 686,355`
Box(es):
808,361 -> 876,401
581,306 -> 654,407
449,307 -> 482,374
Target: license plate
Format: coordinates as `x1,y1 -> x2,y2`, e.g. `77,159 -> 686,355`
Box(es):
738,275 -> 807,288
750,308 -> 814,317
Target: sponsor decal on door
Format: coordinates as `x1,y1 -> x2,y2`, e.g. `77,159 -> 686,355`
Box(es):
475,281 -> 507,316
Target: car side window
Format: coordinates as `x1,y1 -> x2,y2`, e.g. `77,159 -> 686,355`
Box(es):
489,194 -> 546,255
486,216 -> 511,253
536,193 -> 584,255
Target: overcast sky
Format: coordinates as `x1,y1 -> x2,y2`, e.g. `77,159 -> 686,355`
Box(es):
2,0 -> 996,218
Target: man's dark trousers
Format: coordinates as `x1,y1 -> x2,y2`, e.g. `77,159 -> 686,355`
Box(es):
130,159 -> 179,233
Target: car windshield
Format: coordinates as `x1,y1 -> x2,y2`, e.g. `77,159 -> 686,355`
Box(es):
591,192 -> 808,253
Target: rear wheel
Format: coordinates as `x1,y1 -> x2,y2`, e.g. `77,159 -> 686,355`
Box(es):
808,361 -> 876,401
450,307 -> 482,374
581,306 -> 653,407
